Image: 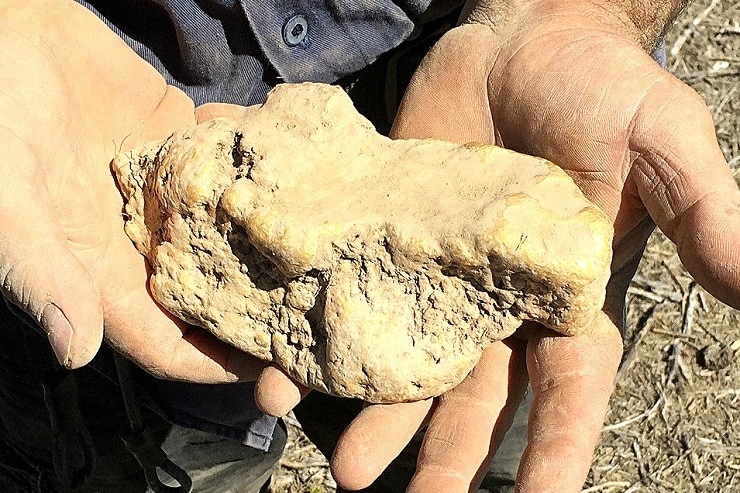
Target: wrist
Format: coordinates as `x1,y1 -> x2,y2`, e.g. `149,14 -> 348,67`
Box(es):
461,0 -> 686,51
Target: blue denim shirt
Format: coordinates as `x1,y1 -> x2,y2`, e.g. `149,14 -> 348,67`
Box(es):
75,0 -> 438,106
72,0 -> 447,451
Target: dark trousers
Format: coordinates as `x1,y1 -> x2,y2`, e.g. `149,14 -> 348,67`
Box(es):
0,295 -> 526,493
0,299 -> 286,493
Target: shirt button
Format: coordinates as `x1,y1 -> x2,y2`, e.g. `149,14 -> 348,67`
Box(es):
283,15 -> 308,47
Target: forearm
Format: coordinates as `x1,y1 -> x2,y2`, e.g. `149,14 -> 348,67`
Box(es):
461,0 -> 689,50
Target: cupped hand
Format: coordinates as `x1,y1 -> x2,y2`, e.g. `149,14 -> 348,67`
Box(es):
330,5 -> 739,492
0,0 -> 268,382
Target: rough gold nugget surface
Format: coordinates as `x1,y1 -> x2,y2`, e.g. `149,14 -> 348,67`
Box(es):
112,83 -> 612,402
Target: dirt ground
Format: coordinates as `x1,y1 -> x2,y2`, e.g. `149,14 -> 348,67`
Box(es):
589,1 -> 740,491
270,1 -> 740,491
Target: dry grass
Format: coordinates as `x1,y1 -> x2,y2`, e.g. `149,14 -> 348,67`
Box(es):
269,414 -> 336,493
272,1 -> 740,491
590,0 -> 740,491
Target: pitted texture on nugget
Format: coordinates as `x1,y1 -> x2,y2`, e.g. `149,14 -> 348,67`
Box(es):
112,82 -> 612,402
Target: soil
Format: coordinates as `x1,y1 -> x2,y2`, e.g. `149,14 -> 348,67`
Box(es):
588,1 -> 740,490
271,0 -> 740,490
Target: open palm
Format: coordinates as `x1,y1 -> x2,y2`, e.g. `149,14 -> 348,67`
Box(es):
0,1 -> 266,382
331,16 -> 739,492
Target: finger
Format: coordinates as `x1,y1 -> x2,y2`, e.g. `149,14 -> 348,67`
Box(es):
331,398 -> 433,490
171,323 -> 271,383
136,85 -> 196,144
194,102 -> 260,124
104,296 -> 270,384
101,267 -> 271,384
97,222 -> 269,383
0,237 -> 103,369
0,131 -> 104,368
630,76 -> 740,309
112,319 -> 271,384
254,364 -> 312,417
407,340 -> 528,493
517,313 -> 622,491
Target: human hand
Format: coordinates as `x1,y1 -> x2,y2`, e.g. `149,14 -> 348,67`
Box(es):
329,2 -> 739,491
0,0 -> 268,382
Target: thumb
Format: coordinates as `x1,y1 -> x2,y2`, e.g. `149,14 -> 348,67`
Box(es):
194,102 -> 259,124
1,230 -> 104,369
0,143 -> 103,368
630,76 -> 740,309
389,23 -> 496,143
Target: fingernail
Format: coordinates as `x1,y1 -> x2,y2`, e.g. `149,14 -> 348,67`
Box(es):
41,304 -> 72,367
